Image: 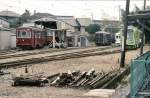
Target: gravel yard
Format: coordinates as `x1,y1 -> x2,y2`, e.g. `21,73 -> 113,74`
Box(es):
0,46 -> 149,98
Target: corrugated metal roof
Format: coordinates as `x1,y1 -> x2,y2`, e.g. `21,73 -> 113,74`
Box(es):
0,17 -> 9,22
34,17 -> 58,22
0,11 -> 20,17
30,13 -> 56,20
0,27 -> 10,31
76,18 -> 92,27
56,16 -> 79,27
61,19 -> 79,27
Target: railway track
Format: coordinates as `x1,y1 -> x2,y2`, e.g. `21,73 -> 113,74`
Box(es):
0,46 -> 120,69
0,46 -> 113,60
0,50 -> 17,55
0,46 -> 98,56
0,48 -> 80,59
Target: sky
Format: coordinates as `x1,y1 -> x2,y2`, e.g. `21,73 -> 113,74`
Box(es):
0,0 -> 150,20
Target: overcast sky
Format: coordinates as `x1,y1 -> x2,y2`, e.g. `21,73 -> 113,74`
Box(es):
0,0 -> 150,20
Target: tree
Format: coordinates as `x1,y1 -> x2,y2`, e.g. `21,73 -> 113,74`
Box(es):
85,24 -> 101,34
21,9 -> 31,23
121,5 -> 140,22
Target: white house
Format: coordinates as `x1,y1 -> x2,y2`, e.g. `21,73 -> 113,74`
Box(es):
0,28 -> 11,50
0,18 -> 16,50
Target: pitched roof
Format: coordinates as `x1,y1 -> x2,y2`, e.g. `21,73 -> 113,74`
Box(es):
76,18 -> 92,26
57,15 -> 74,19
93,20 -> 120,26
34,17 -> 58,22
0,17 -> 9,22
61,19 -> 79,27
30,13 -> 56,20
56,16 -> 79,27
0,10 -> 20,17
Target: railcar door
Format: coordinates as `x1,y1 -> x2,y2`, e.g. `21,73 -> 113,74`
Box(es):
32,29 -> 36,48
34,30 -> 42,48
34,30 -> 38,48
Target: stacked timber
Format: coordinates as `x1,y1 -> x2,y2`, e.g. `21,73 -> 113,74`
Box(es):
48,69 -> 119,89
11,69 -> 120,89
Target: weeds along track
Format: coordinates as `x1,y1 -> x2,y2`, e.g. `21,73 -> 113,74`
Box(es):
0,46 -> 120,69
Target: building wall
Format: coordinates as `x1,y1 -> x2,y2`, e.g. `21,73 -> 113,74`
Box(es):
10,34 -> 16,48
57,21 -> 75,32
80,26 -> 89,36
10,28 -> 16,48
0,28 -> 16,50
0,29 -> 11,50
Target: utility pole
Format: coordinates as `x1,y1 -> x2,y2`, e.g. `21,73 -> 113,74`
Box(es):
118,5 -> 121,22
120,0 -> 130,67
140,0 -> 146,55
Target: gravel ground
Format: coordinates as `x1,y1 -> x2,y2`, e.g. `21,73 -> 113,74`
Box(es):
0,46 -> 149,98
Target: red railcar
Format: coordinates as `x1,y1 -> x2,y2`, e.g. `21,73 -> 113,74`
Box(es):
16,27 -> 46,49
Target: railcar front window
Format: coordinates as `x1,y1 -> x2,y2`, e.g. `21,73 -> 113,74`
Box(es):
17,31 -> 31,38
127,29 -> 133,39
22,31 -> 26,37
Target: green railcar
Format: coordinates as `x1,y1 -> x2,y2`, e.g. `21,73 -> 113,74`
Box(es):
126,26 -> 141,49
116,26 -> 143,49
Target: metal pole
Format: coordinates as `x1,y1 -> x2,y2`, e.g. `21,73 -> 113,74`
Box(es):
140,27 -> 144,55
118,5 -> 121,22
120,0 -> 130,67
144,0 -> 146,10
140,0 -> 146,55
53,30 -> 55,48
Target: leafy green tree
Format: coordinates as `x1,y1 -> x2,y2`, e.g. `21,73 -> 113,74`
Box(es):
85,24 -> 101,34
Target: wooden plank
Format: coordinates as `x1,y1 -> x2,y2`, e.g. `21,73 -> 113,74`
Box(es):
84,89 -> 115,98
91,89 -> 115,93
138,91 -> 150,96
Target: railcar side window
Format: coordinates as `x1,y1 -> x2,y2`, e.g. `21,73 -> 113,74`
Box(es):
35,31 -> 41,38
17,31 -> 21,37
27,32 -> 31,38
